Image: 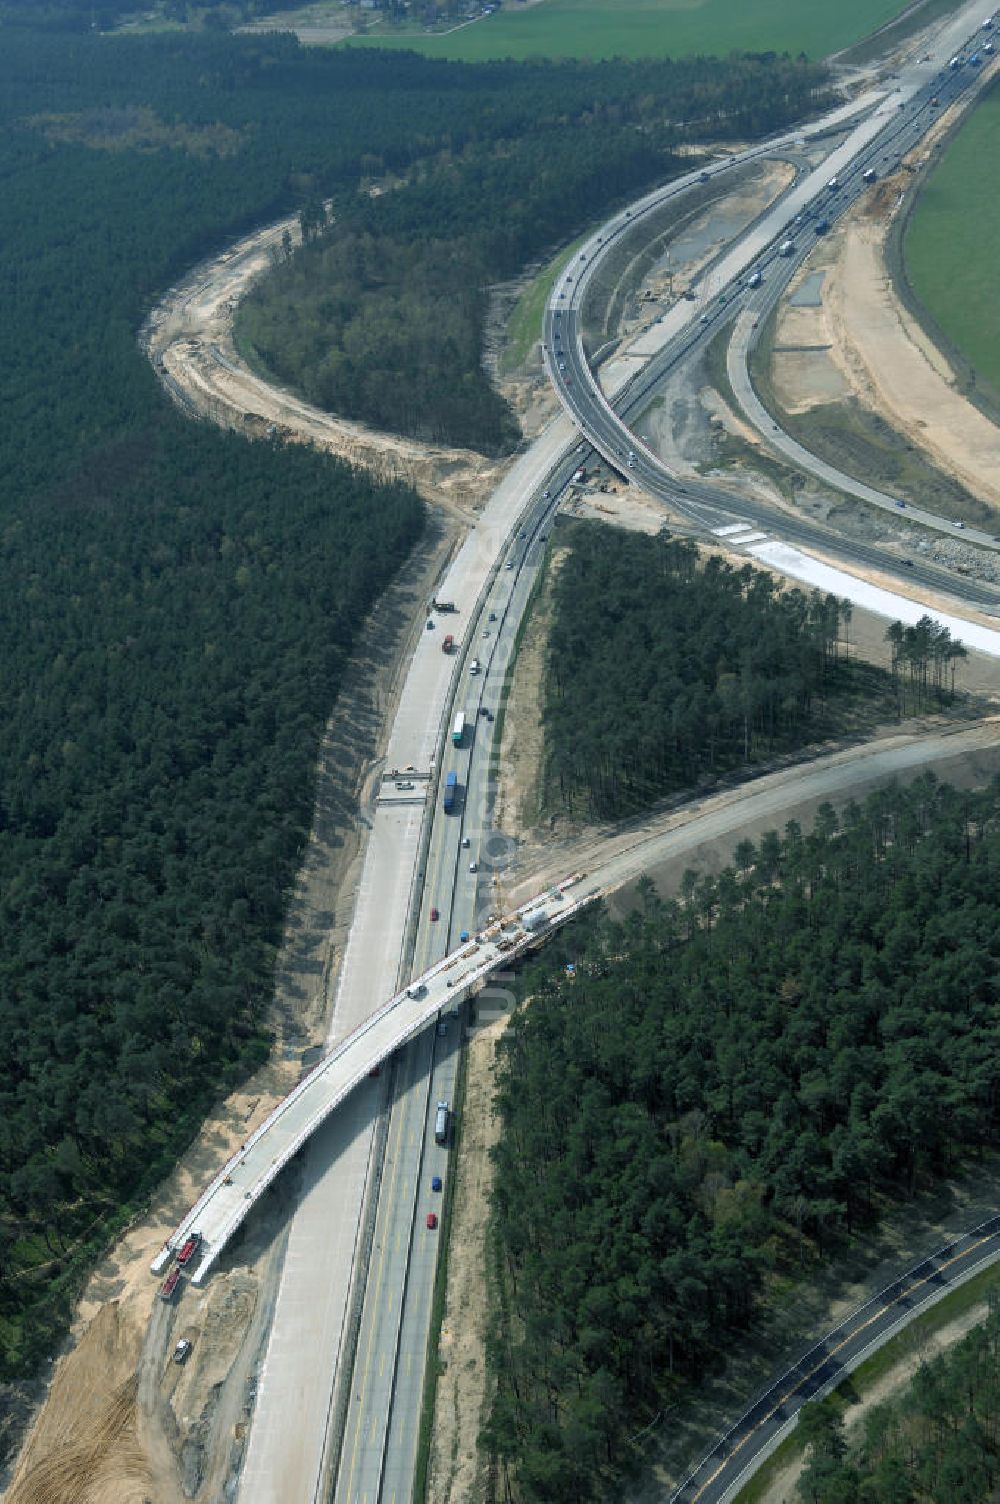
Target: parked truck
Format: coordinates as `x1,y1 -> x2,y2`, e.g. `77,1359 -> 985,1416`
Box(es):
434,1101 -> 451,1145
160,1268 -> 182,1302
176,1231 -> 202,1268
443,770 -> 458,814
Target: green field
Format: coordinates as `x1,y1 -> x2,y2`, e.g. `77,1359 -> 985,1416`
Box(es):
345,0 -> 916,63
904,85 -> 1000,405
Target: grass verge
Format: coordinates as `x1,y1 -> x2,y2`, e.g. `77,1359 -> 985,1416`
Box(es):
734,1258 -> 1000,1502
502,235 -> 590,376
896,80 -> 1000,425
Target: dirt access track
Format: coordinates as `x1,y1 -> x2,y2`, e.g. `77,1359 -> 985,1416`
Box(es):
142,214 -> 500,515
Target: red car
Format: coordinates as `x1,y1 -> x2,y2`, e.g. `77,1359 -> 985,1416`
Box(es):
426,1212 -> 439,1230
430,906 -> 439,921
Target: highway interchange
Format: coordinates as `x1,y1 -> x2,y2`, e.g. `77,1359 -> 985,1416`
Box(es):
145,4 -> 1000,1500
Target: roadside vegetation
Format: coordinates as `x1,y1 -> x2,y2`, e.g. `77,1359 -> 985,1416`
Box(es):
236,51 -> 830,454
0,0 -> 303,28
539,523 -> 905,821
484,775 -> 1000,1501
0,13 -> 830,1415
796,1300 -> 1000,1501
903,83 -> 1000,414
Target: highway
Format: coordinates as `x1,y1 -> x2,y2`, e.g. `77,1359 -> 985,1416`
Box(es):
336,486 -> 564,1501
670,1215 -> 1000,1504
543,0 -> 1000,609
231,412 -> 576,1503
137,6 -> 1000,1500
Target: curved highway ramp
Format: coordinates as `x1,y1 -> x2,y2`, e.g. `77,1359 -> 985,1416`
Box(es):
151,877 -> 592,1288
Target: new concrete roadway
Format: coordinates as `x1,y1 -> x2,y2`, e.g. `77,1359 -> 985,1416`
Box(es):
232,420 -> 576,1504
335,489 -> 567,1501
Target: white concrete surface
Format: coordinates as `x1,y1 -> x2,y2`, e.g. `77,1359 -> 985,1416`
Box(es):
748,539 -> 1000,656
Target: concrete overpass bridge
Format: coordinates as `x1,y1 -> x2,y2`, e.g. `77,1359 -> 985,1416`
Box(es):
151,875 -> 594,1288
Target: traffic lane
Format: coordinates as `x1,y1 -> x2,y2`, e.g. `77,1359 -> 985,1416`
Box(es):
336,1025 -> 459,1504
239,1082 -> 382,1504
455,517 -> 554,933
728,305 -> 998,547
345,468 -> 558,1500
380,1012 -> 463,1498
555,58 -> 973,405
677,1222 -> 1000,1504
554,305 -> 1000,608
336,1043 -> 430,1504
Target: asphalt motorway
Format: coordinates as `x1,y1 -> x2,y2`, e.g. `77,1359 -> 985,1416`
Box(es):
145,8 -> 1000,1496
670,1216 -> 1000,1504
544,0 -> 1000,612
236,410 -> 577,1504
332,489 -> 566,1500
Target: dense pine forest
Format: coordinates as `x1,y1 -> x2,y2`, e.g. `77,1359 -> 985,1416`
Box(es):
797,1305 -> 1000,1502
0,20 -> 833,1404
484,777 -> 1000,1501
0,29 -> 462,1399
236,53 -> 830,453
541,525 -> 880,819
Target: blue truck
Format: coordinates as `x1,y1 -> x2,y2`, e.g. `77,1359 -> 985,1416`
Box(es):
443,770 -> 458,814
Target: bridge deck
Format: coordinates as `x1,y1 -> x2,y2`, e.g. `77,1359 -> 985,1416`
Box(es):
152,879 -> 592,1284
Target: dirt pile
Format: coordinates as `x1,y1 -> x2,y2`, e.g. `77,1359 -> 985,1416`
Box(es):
167,1270 -> 261,1500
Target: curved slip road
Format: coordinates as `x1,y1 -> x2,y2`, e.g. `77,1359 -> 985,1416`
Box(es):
671,1216 -> 1000,1503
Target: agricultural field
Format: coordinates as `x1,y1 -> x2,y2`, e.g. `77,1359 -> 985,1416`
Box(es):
904,85 -> 1000,407
345,0 -> 918,64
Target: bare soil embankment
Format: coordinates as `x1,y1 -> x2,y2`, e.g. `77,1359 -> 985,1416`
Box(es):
769,74 -> 1000,516
144,218 -> 502,516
